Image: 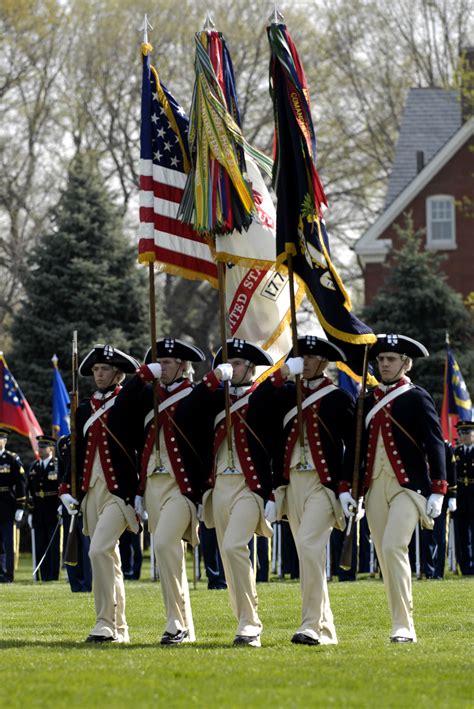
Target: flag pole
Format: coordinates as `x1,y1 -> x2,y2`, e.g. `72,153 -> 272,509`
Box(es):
217,262 -> 236,470
140,15 -> 163,472
287,252 -> 308,469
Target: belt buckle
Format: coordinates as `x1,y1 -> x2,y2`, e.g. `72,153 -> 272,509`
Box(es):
39,490 -> 45,498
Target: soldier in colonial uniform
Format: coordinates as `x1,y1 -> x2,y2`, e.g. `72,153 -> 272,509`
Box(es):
453,420 -> 474,575
27,435 -> 61,581
117,338 -> 209,645
59,344 -> 140,643
197,339 -> 275,648
268,336 -> 355,646
349,334 -> 447,643
0,428 -> 26,582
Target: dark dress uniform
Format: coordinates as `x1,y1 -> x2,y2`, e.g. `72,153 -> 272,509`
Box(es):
420,441 -> 457,579
27,454 -> 61,581
56,435 -> 92,592
453,439 -> 474,575
0,442 -> 26,582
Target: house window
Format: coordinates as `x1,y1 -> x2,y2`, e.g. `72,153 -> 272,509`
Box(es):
426,195 -> 456,249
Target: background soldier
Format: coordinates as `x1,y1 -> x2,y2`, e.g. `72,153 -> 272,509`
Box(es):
453,420 -> 474,575
0,428 -> 26,583
59,344 -> 140,643
420,440 -> 457,579
269,336 -> 355,645
56,434 -> 92,592
27,435 -> 61,581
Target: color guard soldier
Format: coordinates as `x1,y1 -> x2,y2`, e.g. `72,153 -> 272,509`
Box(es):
118,338 -> 209,644
27,435 -> 61,581
349,334 -> 447,643
59,344 -> 140,643
197,339 -> 275,648
0,428 -> 26,583
269,336 -> 355,645
453,420 -> 474,575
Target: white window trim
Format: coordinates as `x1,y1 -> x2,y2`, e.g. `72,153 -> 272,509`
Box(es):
426,195 -> 457,251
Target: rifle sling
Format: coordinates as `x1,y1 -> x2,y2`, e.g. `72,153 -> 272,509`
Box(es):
235,411 -> 269,458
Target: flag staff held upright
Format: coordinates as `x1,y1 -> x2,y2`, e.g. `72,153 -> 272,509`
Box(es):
64,330 -> 79,566
268,7 -> 308,469
140,14 -> 164,472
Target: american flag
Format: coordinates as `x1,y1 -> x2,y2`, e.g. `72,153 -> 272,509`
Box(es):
138,47 -> 217,286
0,352 -> 43,452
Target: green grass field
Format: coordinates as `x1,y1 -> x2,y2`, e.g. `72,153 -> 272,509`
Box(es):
0,555 -> 472,708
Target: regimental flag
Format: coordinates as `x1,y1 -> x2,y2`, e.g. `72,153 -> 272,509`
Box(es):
138,42 -> 217,286
267,22 -> 376,375
337,368 -> 361,401
0,352 -> 43,452
441,346 -> 473,443
178,29 -> 272,237
52,355 -> 70,437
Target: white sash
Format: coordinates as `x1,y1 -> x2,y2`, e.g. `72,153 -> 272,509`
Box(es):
83,397 -> 116,436
283,384 -> 336,429
365,383 -> 412,429
214,394 -> 251,429
144,387 -> 193,429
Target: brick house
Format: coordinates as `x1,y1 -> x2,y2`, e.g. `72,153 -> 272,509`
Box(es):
355,85 -> 474,305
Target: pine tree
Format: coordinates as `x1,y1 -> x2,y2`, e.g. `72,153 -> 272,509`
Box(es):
9,152 -> 150,439
363,214 -> 474,408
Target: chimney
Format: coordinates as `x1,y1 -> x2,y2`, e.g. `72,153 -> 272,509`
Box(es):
460,46 -> 474,123
416,151 -> 424,173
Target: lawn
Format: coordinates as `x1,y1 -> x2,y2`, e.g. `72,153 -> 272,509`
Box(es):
0,555 -> 472,708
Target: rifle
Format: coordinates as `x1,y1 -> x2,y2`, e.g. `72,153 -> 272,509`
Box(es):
339,345 -> 369,571
64,331 -> 79,566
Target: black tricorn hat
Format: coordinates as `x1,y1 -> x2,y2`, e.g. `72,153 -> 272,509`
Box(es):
79,344 -> 139,376
144,338 -> 205,364
455,420 -> 474,431
287,336 -> 347,362
36,435 -> 56,448
212,338 -> 274,368
370,334 -> 429,360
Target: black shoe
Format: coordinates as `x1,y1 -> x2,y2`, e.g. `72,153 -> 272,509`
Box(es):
291,632 -> 320,646
390,636 -> 414,643
233,634 -> 261,647
85,634 -> 115,643
160,629 -> 189,645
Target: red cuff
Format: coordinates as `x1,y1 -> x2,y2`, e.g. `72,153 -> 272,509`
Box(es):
137,364 -> 154,383
58,483 -> 70,496
338,480 -> 351,494
269,369 -> 286,388
203,370 -> 221,391
431,479 -> 448,495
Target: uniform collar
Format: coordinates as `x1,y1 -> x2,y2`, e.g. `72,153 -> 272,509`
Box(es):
92,385 -> 121,401
378,375 -> 411,394
41,455 -> 52,467
302,376 -> 325,390
229,383 -> 254,398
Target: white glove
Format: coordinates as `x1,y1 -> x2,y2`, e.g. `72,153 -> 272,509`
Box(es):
146,362 -> 162,379
285,357 -> 304,376
60,493 -> 79,515
197,503 -> 203,522
264,500 -> 277,524
14,509 -> 24,523
426,493 -> 444,519
216,363 -> 233,382
448,497 -> 457,513
27,513 -> 33,529
134,495 -> 148,521
339,492 -> 357,518
57,504 -> 63,517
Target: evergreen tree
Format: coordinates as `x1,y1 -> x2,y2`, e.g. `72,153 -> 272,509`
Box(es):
9,152 -> 150,439
363,214 -> 474,408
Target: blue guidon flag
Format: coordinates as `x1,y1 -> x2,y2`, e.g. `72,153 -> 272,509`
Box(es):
441,346 -> 473,443
267,21 -> 376,376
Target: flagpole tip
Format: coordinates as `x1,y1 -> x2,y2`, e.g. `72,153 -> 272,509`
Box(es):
268,4 -> 284,25
202,13 -> 215,31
